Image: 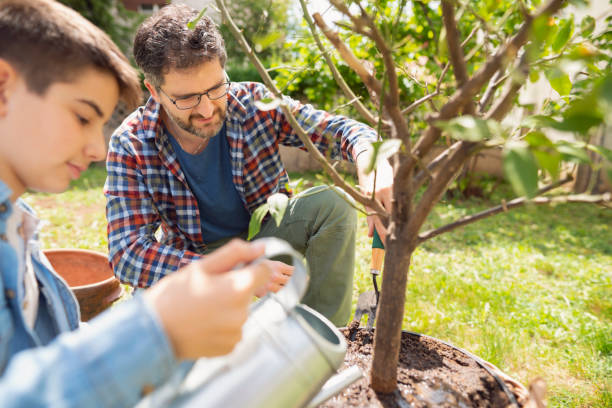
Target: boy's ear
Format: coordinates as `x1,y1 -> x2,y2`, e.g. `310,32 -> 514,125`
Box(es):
0,59 -> 19,117
143,80 -> 160,103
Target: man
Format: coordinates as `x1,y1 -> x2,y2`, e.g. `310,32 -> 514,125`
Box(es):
0,0 -> 275,405
105,4 -> 393,326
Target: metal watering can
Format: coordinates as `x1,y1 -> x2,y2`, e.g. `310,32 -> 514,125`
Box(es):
139,237 -> 359,408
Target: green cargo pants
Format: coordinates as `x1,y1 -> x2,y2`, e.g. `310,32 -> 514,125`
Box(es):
205,185 -> 357,326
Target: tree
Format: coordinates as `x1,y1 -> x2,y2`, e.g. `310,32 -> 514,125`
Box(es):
59,0 -> 142,53
216,0 -> 611,394
218,0 -> 292,82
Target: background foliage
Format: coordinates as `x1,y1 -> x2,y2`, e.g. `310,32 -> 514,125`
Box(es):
23,166 -> 612,407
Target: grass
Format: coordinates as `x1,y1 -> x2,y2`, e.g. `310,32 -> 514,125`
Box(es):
23,164 -> 611,407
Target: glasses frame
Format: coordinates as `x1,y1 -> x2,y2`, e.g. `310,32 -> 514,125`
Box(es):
159,79 -> 231,110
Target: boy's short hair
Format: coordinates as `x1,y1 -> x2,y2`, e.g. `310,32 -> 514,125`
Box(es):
0,0 -> 141,108
133,4 -> 227,88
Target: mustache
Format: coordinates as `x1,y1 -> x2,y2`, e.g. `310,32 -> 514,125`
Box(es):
190,108 -> 222,121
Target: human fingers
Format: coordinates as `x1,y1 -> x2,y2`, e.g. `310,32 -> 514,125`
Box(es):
270,260 -> 293,277
373,216 -> 388,246
226,259 -> 274,298
366,213 -> 375,238
197,239 -> 265,275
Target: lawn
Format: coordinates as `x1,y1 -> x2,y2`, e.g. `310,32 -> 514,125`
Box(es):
23,163 -> 611,407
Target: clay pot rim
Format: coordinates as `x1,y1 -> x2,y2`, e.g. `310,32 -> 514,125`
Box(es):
43,248 -> 119,290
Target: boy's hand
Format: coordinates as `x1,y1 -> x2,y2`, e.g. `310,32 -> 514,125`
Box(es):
144,239 -> 272,360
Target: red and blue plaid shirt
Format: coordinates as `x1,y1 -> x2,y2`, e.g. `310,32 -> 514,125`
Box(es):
104,82 -> 375,287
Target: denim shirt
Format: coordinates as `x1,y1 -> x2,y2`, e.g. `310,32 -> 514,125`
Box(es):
0,180 -> 178,407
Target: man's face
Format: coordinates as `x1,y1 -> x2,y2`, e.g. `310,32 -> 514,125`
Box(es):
154,59 -> 228,140
0,63 -> 119,199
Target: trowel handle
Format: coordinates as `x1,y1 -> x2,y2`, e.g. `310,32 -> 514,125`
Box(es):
371,229 -> 385,275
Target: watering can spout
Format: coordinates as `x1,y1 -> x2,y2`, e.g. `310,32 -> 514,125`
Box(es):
304,365 -> 364,408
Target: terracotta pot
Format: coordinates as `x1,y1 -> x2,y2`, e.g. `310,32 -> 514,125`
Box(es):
43,249 -> 123,321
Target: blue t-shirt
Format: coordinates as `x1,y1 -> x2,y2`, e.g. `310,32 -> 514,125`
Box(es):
167,124 -> 251,243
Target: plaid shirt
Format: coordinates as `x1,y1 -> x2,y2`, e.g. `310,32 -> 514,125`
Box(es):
105,82 -> 375,288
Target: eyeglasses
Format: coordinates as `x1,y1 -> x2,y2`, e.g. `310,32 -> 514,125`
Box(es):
159,80 -> 230,110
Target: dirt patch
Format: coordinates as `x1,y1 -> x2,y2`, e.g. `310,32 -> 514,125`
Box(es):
320,324 -> 526,407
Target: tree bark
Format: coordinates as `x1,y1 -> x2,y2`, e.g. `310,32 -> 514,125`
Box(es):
370,222 -> 415,392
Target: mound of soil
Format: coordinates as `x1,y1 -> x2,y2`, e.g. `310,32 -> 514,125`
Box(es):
319,323 -> 526,407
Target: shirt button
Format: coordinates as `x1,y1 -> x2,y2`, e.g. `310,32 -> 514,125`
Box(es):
0,233 -> 7,241
0,203 -> 7,213
141,384 -> 155,397
5,289 -> 15,299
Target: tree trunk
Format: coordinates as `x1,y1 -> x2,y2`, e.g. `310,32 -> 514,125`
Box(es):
370,222 -> 415,393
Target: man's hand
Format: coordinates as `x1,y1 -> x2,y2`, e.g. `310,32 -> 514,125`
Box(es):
144,239 -> 273,360
254,260 -> 294,297
355,148 -> 394,245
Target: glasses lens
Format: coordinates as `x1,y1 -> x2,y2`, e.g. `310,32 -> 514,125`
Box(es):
175,95 -> 201,110
208,82 -> 229,100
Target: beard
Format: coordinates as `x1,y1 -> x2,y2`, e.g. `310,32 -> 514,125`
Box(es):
168,104 -> 227,140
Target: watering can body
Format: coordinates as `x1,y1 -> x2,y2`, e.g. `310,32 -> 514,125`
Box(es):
137,238 -> 348,408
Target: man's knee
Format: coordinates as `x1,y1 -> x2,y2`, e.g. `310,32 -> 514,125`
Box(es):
303,186 -> 357,228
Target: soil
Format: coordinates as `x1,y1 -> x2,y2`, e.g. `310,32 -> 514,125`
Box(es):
319,323 -> 525,408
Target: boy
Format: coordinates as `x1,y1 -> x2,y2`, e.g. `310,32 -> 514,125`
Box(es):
0,0 -> 275,405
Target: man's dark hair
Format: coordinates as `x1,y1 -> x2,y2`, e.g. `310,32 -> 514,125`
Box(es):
0,0 -> 142,109
133,4 -> 227,87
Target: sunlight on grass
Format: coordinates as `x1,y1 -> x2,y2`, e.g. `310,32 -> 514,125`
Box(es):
24,166 -> 611,407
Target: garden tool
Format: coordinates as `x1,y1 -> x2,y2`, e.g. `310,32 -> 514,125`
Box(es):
352,228 -> 385,329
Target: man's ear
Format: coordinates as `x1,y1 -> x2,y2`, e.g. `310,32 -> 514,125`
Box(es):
144,79 -> 160,103
0,59 -> 19,117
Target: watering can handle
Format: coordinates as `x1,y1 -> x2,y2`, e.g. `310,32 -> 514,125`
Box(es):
254,237 -> 309,311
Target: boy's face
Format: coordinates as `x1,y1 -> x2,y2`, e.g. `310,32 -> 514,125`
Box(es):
0,63 -> 119,200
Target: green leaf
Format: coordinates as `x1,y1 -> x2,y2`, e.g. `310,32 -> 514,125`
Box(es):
556,141 -> 591,164
267,193 -> 289,227
436,116 -> 501,142
247,203 -> 269,240
524,131 -> 554,148
558,94 -> 604,133
438,27 -> 448,60
600,74 -> 612,105
580,15 -> 595,38
532,149 -> 561,180
530,15 -> 555,47
503,142 -> 539,198
253,32 -> 283,53
529,70 -> 540,83
187,7 -> 207,30
522,115 -> 561,129
366,139 -> 402,174
552,18 -> 573,53
254,97 -> 281,111
586,144 -> 612,163
546,68 -> 572,96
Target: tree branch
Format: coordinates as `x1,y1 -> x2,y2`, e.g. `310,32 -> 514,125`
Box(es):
326,0 -> 412,148
215,0 -> 388,221
299,1 -> 382,127
486,52 -> 530,121
408,141 -> 479,235
478,70 -> 504,114
417,179 -> 612,244
312,13 -> 383,98
441,0 -> 475,114
404,0 -> 565,175
401,92 -> 440,115
412,141 -> 463,190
